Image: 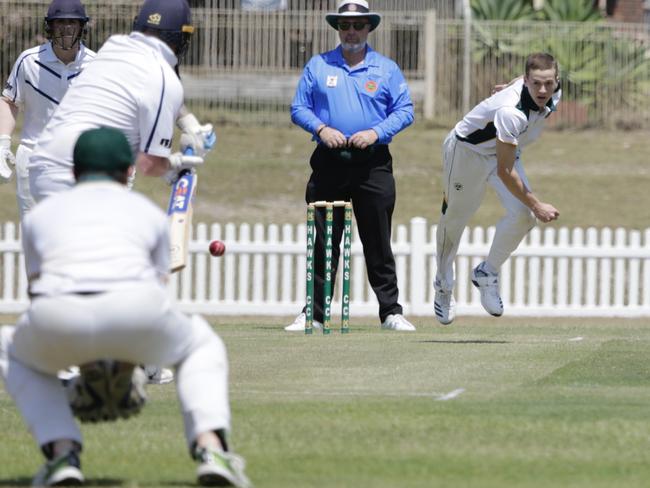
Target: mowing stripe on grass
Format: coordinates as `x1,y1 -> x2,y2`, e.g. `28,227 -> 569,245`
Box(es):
236,388 -> 467,399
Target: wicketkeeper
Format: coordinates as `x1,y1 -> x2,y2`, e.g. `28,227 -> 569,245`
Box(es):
0,127 -> 251,487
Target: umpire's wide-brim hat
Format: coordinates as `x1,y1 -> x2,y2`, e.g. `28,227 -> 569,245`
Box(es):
326,0 -> 381,32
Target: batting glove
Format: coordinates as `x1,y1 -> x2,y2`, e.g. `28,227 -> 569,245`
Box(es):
164,151 -> 204,185
169,151 -> 204,171
0,135 -> 14,183
177,113 -> 216,158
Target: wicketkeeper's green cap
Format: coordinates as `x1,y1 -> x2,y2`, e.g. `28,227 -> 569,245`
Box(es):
73,127 -> 133,174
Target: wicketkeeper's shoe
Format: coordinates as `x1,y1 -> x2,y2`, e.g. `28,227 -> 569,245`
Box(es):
381,314 -> 416,331
284,312 -> 323,332
434,289 -> 456,325
471,262 -> 503,317
144,366 -> 174,385
194,447 -> 253,488
57,366 -> 81,386
32,450 -> 84,487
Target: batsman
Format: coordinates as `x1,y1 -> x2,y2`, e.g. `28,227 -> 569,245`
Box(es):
26,0 -> 215,384
0,127 -> 251,487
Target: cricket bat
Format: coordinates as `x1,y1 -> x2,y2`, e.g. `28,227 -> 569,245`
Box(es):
167,165 -> 197,273
167,127 -> 216,273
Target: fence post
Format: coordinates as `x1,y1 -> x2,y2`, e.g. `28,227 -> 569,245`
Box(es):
528,228 -> 541,307
599,227 -> 612,308
643,229 -> 650,307
585,227 -> 598,308
209,223 -> 222,302
629,230 -> 641,307
195,223 -> 208,302
423,9 -> 436,120
541,227 -> 555,308
570,227 -> 584,307
614,228 -> 627,307
409,217 -> 427,315
461,0 -> 471,114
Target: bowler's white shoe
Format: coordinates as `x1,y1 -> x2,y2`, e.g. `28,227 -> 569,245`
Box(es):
471,262 -> 503,317
284,312 -> 323,332
381,314 -> 416,331
434,289 -> 456,325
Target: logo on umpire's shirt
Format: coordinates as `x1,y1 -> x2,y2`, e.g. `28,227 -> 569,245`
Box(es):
4,82 -> 13,91
454,182 -> 463,191
365,80 -> 378,93
160,138 -> 172,148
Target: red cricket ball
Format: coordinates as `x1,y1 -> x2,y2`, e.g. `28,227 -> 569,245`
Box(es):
209,240 -> 226,257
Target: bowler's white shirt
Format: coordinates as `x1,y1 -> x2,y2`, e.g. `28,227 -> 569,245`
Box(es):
22,181 -> 169,296
454,79 -> 561,156
2,42 -> 95,148
29,32 -> 183,171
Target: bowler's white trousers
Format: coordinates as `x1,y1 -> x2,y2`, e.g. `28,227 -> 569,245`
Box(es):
435,130 -> 536,291
0,283 -> 230,450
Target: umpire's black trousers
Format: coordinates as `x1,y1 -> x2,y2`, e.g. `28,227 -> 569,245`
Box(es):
304,144 -> 403,323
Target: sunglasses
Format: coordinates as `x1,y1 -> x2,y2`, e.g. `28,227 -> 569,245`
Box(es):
338,21 -> 370,31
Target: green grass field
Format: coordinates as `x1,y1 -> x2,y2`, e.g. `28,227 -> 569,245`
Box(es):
3,316 -> 650,487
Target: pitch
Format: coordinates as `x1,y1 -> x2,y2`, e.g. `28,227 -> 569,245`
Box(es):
2,316 -> 650,487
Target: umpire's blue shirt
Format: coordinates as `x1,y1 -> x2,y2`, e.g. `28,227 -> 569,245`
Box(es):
291,45 -> 414,144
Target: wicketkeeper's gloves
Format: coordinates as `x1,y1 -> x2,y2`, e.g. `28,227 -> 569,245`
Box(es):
66,360 -> 147,423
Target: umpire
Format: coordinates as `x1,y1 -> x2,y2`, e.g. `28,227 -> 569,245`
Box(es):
287,0 -> 415,332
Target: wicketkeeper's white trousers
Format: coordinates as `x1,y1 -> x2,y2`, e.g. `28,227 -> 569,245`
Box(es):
15,145 -> 36,220
0,283 -> 230,450
435,130 -> 536,291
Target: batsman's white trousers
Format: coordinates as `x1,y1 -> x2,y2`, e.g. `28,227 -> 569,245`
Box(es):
0,283 -> 230,450
28,161 -> 75,203
435,130 -> 536,291
15,145 -> 37,219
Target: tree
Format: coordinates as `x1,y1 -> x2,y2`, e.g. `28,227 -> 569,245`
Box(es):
538,0 -> 603,21
471,0 -> 536,20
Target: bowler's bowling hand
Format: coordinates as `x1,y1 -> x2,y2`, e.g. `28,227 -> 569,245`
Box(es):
533,202 -> 560,223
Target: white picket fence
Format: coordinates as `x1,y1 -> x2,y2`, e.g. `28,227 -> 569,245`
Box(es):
1,219 -> 650,318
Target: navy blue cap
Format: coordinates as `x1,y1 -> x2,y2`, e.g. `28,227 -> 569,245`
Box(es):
45,0 -> 89,22
133,0 -> 193,34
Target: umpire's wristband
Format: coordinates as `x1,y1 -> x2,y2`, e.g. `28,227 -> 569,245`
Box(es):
316,125 -> 327,137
